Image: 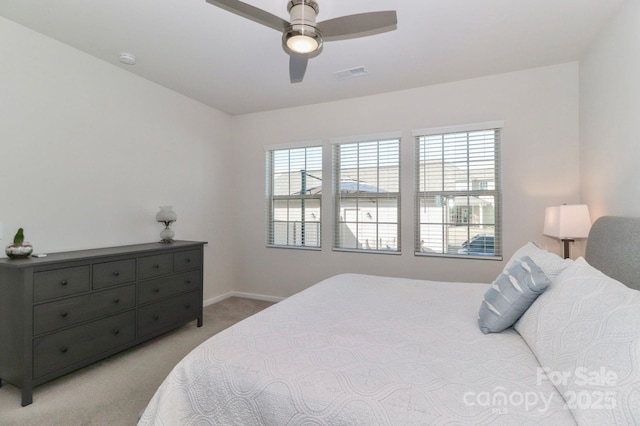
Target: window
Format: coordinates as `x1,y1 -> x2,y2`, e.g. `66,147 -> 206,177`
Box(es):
414,122 -> 502,259
266,145 -> 322,248
332,134 -> 400,252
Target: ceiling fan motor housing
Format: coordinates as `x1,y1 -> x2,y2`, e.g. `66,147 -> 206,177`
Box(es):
283,0 -> 323,55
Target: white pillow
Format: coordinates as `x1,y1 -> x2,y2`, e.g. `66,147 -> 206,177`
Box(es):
505,242 -> 573,281
515,257 -> 640,423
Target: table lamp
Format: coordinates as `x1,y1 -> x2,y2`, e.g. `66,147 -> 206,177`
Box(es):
543,204 -> 591,259
156,206 -> 177,243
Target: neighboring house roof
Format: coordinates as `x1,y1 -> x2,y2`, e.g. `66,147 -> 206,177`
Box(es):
273,162 -> 494,195
301,181 -> 388,195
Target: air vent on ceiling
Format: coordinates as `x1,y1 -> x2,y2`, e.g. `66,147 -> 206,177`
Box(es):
333,66 -> 368,80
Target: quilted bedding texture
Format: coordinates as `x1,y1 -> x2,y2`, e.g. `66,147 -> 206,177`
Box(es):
139,273 -> 575,425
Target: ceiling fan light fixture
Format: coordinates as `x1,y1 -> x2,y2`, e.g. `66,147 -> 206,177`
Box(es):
283,0 -> 322,55
284,30 -> 321,54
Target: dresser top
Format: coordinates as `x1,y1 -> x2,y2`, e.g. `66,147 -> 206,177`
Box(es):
0,240 -> 207,269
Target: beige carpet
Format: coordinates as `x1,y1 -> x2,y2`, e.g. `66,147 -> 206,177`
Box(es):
0,297 -> 274,426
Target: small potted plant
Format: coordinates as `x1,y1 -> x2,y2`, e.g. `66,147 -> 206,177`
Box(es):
5,228 -> 33,259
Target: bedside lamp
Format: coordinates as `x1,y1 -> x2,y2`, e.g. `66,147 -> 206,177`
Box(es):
543,204 -> 591,259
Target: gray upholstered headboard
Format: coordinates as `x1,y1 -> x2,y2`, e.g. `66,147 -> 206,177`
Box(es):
585,216 -> 640,291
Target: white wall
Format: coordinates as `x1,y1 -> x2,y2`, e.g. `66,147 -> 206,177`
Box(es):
0,17 -> 236,301
231,63 -> 581,298
0,16 -> 586,302
580,0 -> 640,219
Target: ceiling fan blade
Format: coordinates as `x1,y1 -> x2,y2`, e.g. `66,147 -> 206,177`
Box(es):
289,54 -> 308,83
318,11 -> 397,42
205,0 -> 289,32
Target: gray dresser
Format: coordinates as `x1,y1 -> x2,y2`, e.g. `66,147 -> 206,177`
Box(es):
0,240 -> 206,406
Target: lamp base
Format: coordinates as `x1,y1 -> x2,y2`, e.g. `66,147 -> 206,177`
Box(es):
159,225 -> 175,243
561,238 -> 574,259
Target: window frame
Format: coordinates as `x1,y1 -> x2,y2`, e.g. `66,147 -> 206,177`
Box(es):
265,142 -> 323,250
331,132 -> 402,254
413,122 -> 503,260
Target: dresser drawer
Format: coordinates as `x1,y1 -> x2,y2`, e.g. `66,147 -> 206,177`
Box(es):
33,311 -> 135,378
33,285 -> 136,335
93,259 -> 136,289
174,249 -> 201,272
33,266 -> 90,302
138,271 -> 201,305
138,254 -> 173,279
137,291 -> 200,337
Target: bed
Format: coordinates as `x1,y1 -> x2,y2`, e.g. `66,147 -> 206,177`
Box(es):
139,216 -> 640,425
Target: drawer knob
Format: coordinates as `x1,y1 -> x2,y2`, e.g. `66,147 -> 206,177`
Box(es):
113,271 -> 120,277
185,304 -> 191,309
113,298 -> 120,304
60,280 -> 68,286
185,280 -> 191,284
185,258 -> 191,263
153,264 -> 160,269
60,312 -> 68,318
60,346 -> 68,353
153,314 -> 160,321
153,288 -> 160,293
113,329 -> 120,335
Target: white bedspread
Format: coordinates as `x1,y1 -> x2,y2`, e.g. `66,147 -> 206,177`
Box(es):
139,273 -> 576,425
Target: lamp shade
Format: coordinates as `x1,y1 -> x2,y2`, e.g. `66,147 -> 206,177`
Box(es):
543,204 -> 592,239
156,206 -> 177,223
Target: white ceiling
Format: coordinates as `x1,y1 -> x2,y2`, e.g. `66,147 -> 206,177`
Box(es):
0,0 -> 624,115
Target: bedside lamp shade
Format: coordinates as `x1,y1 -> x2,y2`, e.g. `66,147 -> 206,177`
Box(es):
543,204 -> 591,259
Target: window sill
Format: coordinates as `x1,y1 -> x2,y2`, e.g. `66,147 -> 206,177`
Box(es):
414,252 -> 503,261
266,245 -> 322,251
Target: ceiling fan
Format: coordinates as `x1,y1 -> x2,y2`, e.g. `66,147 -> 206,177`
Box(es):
205,0 -> 397,83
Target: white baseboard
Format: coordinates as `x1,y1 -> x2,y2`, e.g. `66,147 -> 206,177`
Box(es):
203,291 -> 285,307
203,292 -> 234,306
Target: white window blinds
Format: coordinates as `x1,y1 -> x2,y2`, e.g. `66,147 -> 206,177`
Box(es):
333,137 -> 400,253
266,145 -> 322,248
414,124 -> 502,259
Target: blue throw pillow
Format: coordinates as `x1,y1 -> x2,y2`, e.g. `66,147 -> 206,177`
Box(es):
478,256 -> 551,334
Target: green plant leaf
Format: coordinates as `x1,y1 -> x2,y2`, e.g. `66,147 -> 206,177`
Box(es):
13,228 -> 24,246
